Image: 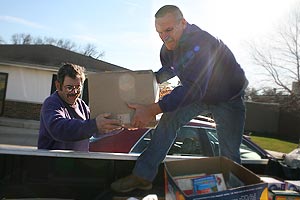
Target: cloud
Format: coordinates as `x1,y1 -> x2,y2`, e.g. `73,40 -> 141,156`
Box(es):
0,15 -> 48,30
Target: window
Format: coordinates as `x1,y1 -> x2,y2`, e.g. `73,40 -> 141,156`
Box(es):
82,79 -> 89,104
0,73 -> 8,116
130,125 -> 264,160
131,127 -> 207,156
169,127 -> 204,156
50,74 -> 57,94
206,128 -> 262,159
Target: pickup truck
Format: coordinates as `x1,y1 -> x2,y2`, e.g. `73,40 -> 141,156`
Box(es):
0,117 -> 292,200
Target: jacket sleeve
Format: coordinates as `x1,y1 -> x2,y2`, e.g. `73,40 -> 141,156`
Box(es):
41,97 -> 98,142
155,67 -> 175,84
155,46 -> 176,84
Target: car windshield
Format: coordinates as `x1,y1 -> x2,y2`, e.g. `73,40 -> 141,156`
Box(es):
130,125 -> 263,160
205,128 -> 263,159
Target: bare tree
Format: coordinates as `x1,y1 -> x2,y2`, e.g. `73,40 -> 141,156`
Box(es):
249,3 -> 300,95
22,34 -> 32,44
56,39 -> 76,50
11,33 -> 33,44
43,36 -> 57,45
11,33 -> 22,44
82,43 -> 104,59
245,87 -> 258,101
5,33 -> 105,60
33,37 -> 43,44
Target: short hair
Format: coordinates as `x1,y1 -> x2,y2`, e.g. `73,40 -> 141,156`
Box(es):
57,63 -> 86,84
155,5 -> 183,20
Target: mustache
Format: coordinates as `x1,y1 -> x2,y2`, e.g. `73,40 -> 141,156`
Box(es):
67,93 -> 79,98
163,36 -> 172,43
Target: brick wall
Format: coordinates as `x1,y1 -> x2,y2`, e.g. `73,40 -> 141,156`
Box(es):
3,100 -> 41,120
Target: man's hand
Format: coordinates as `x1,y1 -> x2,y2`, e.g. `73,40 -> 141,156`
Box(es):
95,113 -> 122,134
128,103 -> 162,128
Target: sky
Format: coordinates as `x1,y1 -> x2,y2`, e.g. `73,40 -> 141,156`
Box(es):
0,0 -> 299,89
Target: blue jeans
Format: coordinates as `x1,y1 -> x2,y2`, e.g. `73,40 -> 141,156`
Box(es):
133,95 -> 246,182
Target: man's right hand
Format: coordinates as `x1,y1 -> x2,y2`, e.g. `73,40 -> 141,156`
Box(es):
95,113 -> 122,134
128,103 -> 162,128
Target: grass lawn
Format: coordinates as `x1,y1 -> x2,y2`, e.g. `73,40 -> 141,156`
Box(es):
249,133 -> 298,153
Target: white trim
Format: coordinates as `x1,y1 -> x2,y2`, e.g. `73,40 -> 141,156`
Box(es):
0,61 -> 57,72
0,144 -> 269,164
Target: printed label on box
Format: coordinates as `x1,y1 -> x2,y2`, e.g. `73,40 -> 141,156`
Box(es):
285,180 -> 300,192
261,176 -> 285,190
214,173 -> 227,191
192,173 -> 226,195
174,174 -> 206,195
193,175 -> 218,195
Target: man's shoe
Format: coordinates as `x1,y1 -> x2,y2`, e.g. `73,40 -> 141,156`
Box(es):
111,174 -> 152,193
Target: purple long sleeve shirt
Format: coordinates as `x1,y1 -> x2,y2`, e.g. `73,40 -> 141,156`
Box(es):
156,23 -> 247,112
38,91 -> 98,151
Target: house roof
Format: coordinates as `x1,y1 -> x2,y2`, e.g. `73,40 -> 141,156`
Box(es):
0,44 -> 128,72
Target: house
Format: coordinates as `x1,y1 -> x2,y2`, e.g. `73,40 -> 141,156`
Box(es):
0,44 -> 128,120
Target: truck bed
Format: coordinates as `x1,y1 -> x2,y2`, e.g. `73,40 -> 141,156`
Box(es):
0,145 -> 166,200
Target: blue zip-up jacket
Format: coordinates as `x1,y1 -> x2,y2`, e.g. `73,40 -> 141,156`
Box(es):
156,23 -> 247,112
38,91 -> 98,151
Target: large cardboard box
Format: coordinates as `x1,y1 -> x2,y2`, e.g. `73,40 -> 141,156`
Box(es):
164,157 -> 268,200
88,70 -> 159,127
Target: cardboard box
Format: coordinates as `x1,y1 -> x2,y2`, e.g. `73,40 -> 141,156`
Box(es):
88,70 -> 159,127
260,176 -> 285,190
285,180 -> 300,192
164,157 -> 268,200
268,190 -> 300,200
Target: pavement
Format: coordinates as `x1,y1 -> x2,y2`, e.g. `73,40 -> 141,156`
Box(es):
0,116 -> 39,147
0,116 -> 39,129
0,116 -> 285,159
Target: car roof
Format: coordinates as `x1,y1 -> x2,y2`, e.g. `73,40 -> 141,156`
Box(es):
89,128 -> 148,153
89,116 -> 216,153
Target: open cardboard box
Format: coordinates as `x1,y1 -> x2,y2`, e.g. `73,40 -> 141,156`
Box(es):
164,156 -> 268,200
88,70 -> 159,128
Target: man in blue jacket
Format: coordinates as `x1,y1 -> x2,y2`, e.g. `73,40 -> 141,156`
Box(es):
111,5 -> 248,192
38,63 -> 122,151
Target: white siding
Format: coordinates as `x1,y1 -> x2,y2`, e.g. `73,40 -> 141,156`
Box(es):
0,65 -> 55,104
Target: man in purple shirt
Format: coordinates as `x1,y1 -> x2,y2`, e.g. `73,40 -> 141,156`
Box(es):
111,5 -> 248,192
38,63 -> 122,151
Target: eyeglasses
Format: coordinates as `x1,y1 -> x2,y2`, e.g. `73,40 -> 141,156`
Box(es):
63,85 -> 82,92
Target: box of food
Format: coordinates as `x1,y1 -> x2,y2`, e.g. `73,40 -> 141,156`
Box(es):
164,157 -> 268,200
88,70 -> 159,127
